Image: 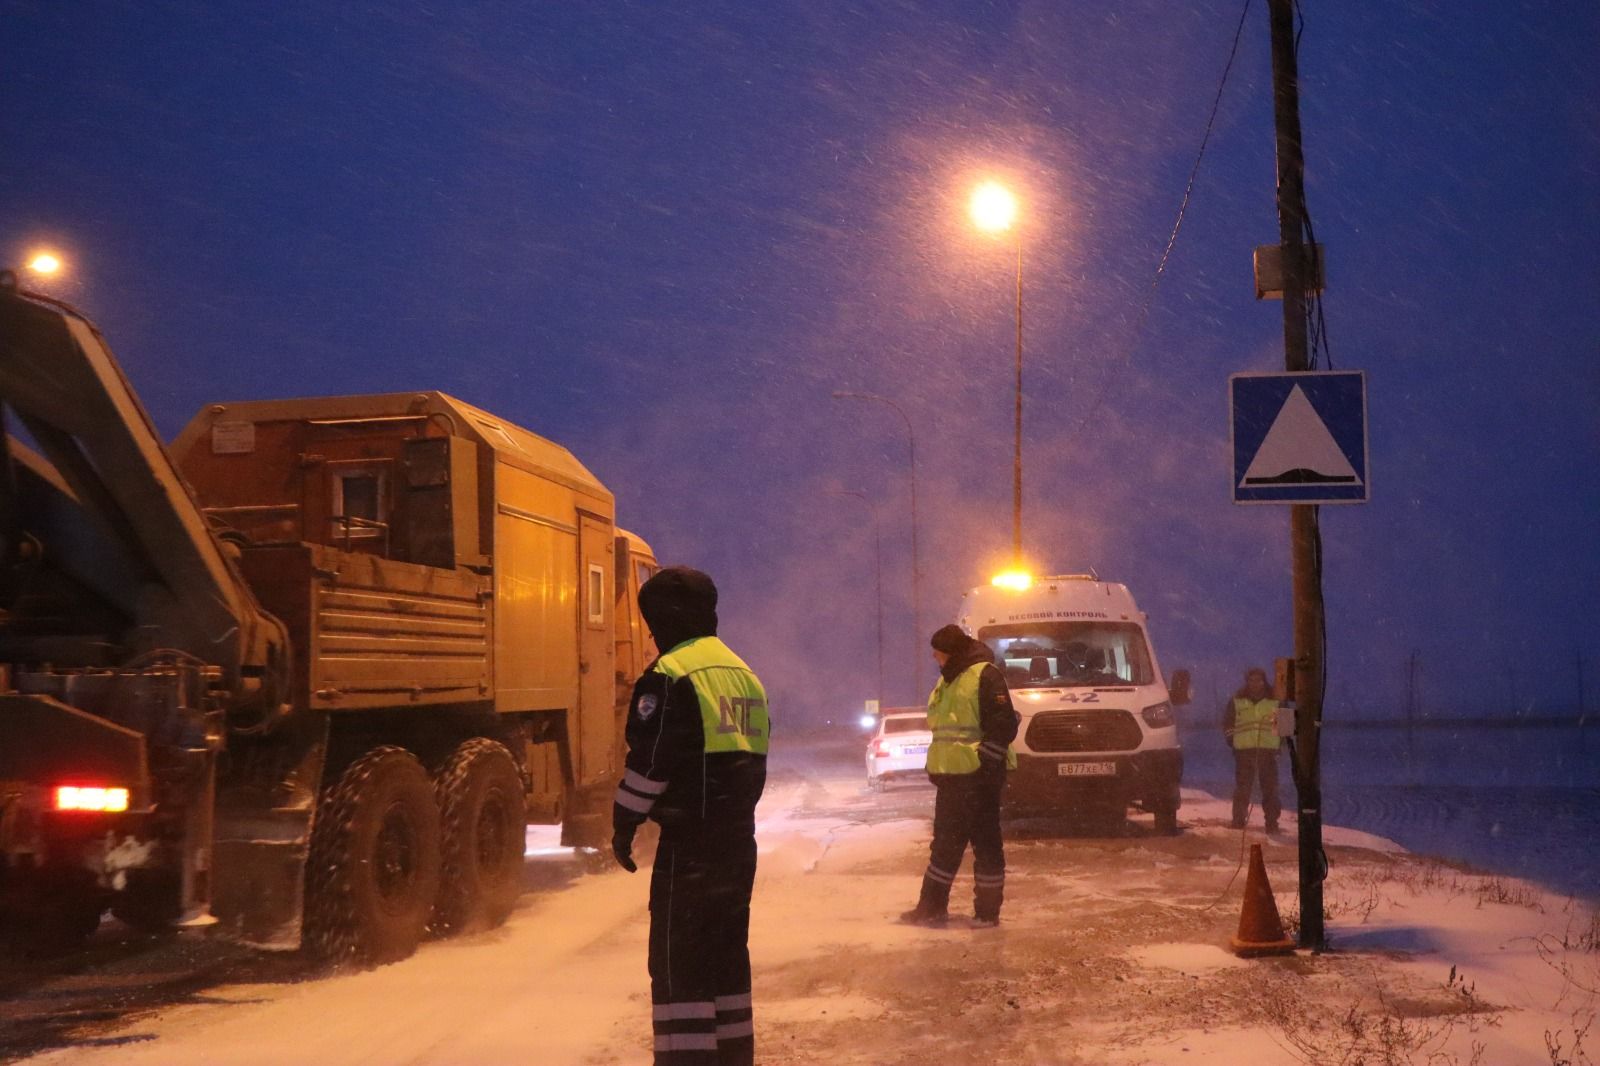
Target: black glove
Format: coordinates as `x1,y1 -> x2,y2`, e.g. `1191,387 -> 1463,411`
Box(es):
612,825 -> 638,873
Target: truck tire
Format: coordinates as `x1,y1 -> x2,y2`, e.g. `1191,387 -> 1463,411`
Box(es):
432,738 -> 526,935
110,867 -> 182,932
304,746 -> 441,967
1,867 -> 103,957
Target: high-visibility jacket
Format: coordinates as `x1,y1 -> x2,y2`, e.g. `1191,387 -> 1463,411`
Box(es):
654,636 -> 770,756
1230,696 -> 1280,751
926,661 -> 1017,775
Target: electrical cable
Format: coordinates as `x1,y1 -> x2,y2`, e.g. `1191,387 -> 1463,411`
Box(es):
1063,0 -> 1254,443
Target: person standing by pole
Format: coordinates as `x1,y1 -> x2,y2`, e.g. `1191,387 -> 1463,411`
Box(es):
1222,667 -> 1283,833
611,567 -> 770,1065
900,624 -> 1019,928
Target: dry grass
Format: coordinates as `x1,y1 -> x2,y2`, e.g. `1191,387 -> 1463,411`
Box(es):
1255,964 -> 1494,1066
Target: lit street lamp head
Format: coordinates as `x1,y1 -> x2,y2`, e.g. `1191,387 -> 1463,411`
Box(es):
25,251 -> 63,276
969,181 -> 1018,234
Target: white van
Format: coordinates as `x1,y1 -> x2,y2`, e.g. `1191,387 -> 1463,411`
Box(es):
956,574 -> 1191,832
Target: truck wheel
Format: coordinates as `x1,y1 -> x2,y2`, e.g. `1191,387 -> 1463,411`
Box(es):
304,746 -> 441,967
2,867 -> 103,957
432,739 -> 526,935
110,867 -> 183,932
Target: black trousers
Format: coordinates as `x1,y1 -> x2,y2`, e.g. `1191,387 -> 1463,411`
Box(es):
648,829 -> 758,1066
1231,748 -> 1282,827
918,770 -> 1006,919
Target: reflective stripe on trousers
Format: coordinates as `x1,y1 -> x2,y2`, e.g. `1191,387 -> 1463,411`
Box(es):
649,831 -> 758,1065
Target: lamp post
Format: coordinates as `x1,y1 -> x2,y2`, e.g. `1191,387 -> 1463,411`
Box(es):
830,390 -> 922,696
969,180 -> 1024,567
828,488 -> 884,709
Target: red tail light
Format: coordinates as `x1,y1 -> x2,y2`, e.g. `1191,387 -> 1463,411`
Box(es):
871,738 -> 888,757
54,786 -> 130,812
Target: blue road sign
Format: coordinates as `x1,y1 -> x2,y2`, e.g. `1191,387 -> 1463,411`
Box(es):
1230,371 -> 1368,504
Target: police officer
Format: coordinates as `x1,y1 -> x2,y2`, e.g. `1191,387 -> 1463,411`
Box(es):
1222,666 -> 1282,832
612,567 -> 769,1066
900,624 -> 1019,928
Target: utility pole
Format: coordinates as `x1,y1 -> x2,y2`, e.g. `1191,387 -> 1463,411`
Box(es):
1267,0 -> 1326,952
1576,648 -> 1587,719
830,489 -> 886,708
1012,238 -> 1024,565
1405,650 -> 1420,786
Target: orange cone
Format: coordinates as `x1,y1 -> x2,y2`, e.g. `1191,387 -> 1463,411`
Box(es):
1230,843 -> 1297,957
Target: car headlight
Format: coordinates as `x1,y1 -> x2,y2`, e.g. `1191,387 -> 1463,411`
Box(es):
1141,701 -> 1174,728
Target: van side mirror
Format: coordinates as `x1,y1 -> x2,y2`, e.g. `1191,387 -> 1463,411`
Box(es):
1169,669 -> 1192,706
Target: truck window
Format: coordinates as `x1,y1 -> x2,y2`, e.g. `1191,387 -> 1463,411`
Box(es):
587,564 -> 606,625
331,469 -> 386,540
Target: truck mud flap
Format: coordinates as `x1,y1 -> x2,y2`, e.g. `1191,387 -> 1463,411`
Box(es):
211,716 -> 328,951
0,693 -> 150,795
211,812 -> 313,950
559,779 -> 616,850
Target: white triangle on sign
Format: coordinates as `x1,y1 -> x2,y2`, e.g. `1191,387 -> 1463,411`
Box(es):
1240,385 -> 1360,487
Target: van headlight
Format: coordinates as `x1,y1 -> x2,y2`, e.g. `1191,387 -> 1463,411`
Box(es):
1140,701 -> 1173,728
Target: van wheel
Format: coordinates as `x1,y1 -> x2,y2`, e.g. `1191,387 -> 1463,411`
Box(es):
304,747 -> 441,967
1152,784 -> 1182,836
432,739 -> 526,935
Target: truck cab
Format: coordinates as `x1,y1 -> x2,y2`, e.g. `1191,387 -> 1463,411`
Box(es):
957,574 -> 1189,833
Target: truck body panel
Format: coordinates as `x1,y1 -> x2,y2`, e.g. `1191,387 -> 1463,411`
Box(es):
1,283 -> 657,956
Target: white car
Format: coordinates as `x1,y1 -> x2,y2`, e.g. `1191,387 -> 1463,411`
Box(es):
865,710 -> 932,790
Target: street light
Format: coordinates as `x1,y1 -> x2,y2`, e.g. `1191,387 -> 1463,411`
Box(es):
828,488 -> 884,711
24,251 -> 63,277
968,180 -> 1025,567
830,390 -> 922,696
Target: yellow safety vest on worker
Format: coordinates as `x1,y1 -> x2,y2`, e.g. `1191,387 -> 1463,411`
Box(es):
926,661 -> 1017,775
653,637 -> 770,755
1230,696 -> 1280,751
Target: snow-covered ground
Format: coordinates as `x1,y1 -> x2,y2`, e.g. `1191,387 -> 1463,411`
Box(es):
3,736 -> 1595,1065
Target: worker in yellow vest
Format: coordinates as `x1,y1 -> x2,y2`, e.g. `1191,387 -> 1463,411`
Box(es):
1221,666 -> 1282,832
900,624 -> 1019,928
612,567 -> 769,1066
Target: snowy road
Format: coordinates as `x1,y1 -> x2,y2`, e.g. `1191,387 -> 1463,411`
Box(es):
3,734 -> 1596,1065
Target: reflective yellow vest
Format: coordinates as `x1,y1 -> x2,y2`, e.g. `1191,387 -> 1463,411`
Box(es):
1231,696 -> 1280,751
654,637 -> 770,755
926,661 -> 1016,774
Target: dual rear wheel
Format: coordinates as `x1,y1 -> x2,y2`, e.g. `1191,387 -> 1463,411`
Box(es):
304,739 -> 526,967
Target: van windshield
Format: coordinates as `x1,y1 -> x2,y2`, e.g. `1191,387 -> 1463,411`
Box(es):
976,622 -> 1154,689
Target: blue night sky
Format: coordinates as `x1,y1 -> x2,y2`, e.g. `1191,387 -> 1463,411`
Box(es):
4,1 -> 1596,724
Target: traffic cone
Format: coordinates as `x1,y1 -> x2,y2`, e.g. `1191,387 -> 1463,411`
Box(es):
1229,843 -> 1296,957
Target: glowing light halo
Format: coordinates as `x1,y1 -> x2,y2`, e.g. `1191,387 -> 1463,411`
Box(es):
990,569 -> 1033,591
969,181 -> 1019,234
26,251 -> 63,276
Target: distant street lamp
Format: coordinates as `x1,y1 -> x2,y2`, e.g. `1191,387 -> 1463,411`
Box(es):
828,488 -> 885,710
968,180 -> 1025,567
830,390 -> 923,696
